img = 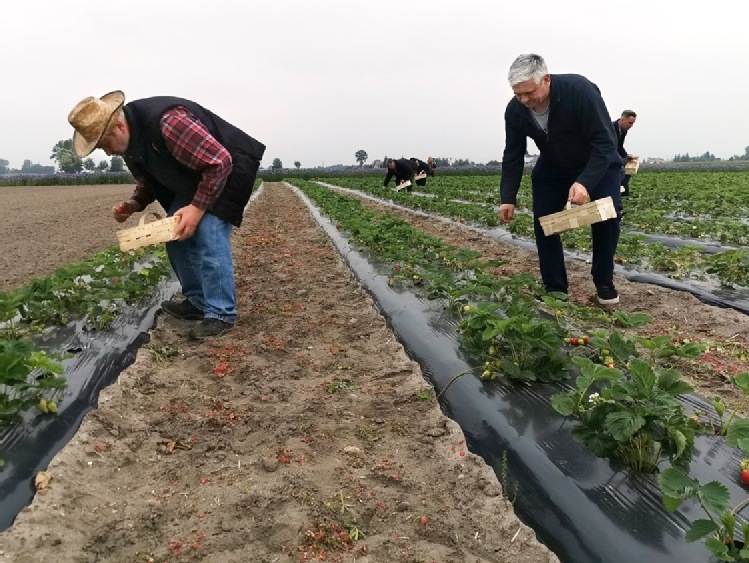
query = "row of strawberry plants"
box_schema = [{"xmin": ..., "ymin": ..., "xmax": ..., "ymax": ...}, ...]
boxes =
[
  {"xmin": 350, "ymin": 170, "xmax": 749, "ymax": 234},
  {"xmin": 291, "ymin": 179, "xmax": 749, "ymax": 560},
  {"xmin": 320, "ymin": 175, "xmax": 749, "ymax": 289},
  {"xmin": 0, "ymin": 246, "xmax": 172, "ymax": 466}
]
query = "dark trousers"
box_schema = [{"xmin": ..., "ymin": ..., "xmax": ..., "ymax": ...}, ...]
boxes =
[
  {"xmin": 620, "ymin": 171, "xmax": 631, "ymax": 196},
  {"xmin": 531, "ymin": 165, "xmax": 622, "ymax": 293}
]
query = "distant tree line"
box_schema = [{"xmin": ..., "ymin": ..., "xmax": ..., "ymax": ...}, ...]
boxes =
[
  {"xmin": 0, "ymin": 158, "xmax": 54, "ymax": 175},
  {"xmin": 0, "ymin": 139, "xmax": 126, "ymax": 175},
  {"xmin": 674, "ymin": 146, "xmax": 749, "ymax": 162}
]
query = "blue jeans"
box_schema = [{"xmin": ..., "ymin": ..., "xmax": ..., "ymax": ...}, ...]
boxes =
[
  {"xmin": 165, "ymin": 196, "xmax": 237, "ymax": 323},
  {"xmin": 531, "ymin": 164, "xmax": 622, "ymax": 293}
]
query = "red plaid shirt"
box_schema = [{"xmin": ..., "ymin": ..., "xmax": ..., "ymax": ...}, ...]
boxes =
[{"xmin": 131, "ymin": 106, "xmax": 232, "ymax": 210}]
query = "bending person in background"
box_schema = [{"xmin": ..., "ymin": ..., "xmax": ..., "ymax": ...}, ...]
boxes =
[
  {"xmin": 410, "ymin": 157, "xmax": 431, "ymax": 187},
  {"xmin": 68, "ymin": 90, "xmax": 265, "ymax": 339},
  {"xmin": 498, "ymin": 54, "xmax": 623, "ymax": 304},
  {"xmin": 383, "ymin": 158, "xmax": 417, "ymax": 192}
]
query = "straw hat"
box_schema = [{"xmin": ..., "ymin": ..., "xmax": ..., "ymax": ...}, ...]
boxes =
[{"xmin": 67, "ymin": 90, "xmax": 125, "ymax": 157}]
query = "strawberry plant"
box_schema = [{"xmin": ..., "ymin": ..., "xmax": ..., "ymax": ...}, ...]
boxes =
[
  {"xmin": 552, "ymin": 357, "xmax": 697, "ymax": 472},
  {"xmin": 659, "ymin": 467, "xmax": 749, "ymax": 562},
  {"xmin": 707, "ymin": 373, "xmax": 749, "ymax": 443},
  {"xmin": 704, "ymin": 250, "xmax": 749, "ymax": 288},
  {"xmin": 458, "ymin": 300, "xmax": 568, "ymax": 383},
  {"xmin": 0, "ymin": 338, "xmax": 66, "ymax": 467},
  {"xmin": 0, "ymin": 338, "xmax": 66, "ymax": 422},
  {"xmin": 634, "ymin": 334, "xmax": 706, "ymax": 363}
]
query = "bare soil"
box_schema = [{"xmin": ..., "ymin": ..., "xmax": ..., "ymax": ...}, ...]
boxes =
[{"xmin": 0, "ymin": 181, "xmax": 747, "ymax": 563}]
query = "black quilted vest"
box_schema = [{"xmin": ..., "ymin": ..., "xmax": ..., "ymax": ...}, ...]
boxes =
[{"xmin": 123, "ymin": 96, "xmax": 265, "ymax": 226}]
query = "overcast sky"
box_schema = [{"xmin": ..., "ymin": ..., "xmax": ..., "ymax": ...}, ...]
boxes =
[{"xmin": 2, "ymin": 0, "xmax": 748, "ymax": 170}]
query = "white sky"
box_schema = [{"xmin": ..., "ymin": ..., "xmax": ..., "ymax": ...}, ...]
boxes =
[{"xmin": 1, "ymin": 0, "xmax": 748, "ymax": 169}]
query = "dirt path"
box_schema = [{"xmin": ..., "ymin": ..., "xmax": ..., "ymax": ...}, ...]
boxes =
[{"xmin": 0, "ymin": 183, "xmax": 560, "ymax": 563}]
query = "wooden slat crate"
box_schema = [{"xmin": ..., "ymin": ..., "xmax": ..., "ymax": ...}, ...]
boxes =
[
  {"xmin": 624, "ymin": 156, "xmax": 640, "ymax": 175},
  {"xmin": 116, "ymin": 213, "xmax": 179, "ymax": 252},
  {"xmin": 414, "ymin": 172, "xmax": 427, "ymax": 180},
  {"xmin": 539, "ymin": 196, "xmax": 617, "ymax": 236}
]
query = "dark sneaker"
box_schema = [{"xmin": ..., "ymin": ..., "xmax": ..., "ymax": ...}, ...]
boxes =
[
  {"xmin": 161, "ymin": 299, "xmax": 204, "ymax": 320},
  {"xmin": 190, "ymin": 318, "xmax": 233, "ymax": 340},
  {"xmin": 596, "ymin": 284, "xmax": 620, "ymax": 305}
]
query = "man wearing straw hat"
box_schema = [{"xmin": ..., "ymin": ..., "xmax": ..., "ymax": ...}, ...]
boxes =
[{"xmin": 67, "ymin": 91, "xmax": 265, "ymax": 339}]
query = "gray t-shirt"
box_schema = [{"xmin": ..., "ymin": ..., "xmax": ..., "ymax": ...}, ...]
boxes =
[{"xmin": 531, "ymin": 107, "xmax": 549, "ymax": 133}]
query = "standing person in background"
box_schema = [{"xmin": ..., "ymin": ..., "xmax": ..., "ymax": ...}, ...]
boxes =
[
  {"xmin": 427, "ymin": 156, "xmax": 436, "ymax": 177},
  {"xmin": 613, "ymin": 110, "xmax": 637, "ymax": 196},
  {"xmin": 410, "ymin": 157, "xmax": 431, "ymax": 187},
  {"xmin": 383, "ymin": 158, "xmax": 417, "ymax": 191},
  {"xmin": 67, "ymin": 90, "xmax": 265, "ymax": 339},
  {"xmin": 498, "ymin": 54, "xmax": 623, "ymax": 305}
]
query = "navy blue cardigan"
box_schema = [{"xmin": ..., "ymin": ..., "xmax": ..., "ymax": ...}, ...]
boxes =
[{"xmin": 500, "ymin": 74, "xmax": 620, "ymax": 204}]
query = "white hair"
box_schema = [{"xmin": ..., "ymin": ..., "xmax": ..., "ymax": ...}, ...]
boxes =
[{"xmin": 507, "ymin": 54, "xmax": 548, "ymax": 86}]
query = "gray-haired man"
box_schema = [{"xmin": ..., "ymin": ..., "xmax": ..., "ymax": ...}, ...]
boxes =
[{"xmin": 498, "ymin": 54, "xmax": 623, "ymax": 304}]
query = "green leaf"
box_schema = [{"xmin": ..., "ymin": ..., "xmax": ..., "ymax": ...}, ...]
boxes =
[
  {"xmin": 684, "ymin": 519, "xmax": 720, "ymax": 542},
  {"xmin": 609, "ymin": 331, "xmax": 639, "ymax": 361},
  {"xmin": 661, "ymin": 495, "xmax": 682, "ymax": 513},
  {"xmin": 656, "ymin": 369, "xmax": 693, "ymax": 395},
  {"xmin": 736, "ymin": 438, "xmax": 749, "ymax": 455},
  {"xmin": 551, "ymin": 393, "xmax": 576, "ymax": 417},
  {"xmin": 732, "ymin": 372, "xmax": 749, "ymax": 394},
  {"xmin": 714, "ymin": 397, "xmax": 726, "ymax": 418},
  {"xmin": 668, "ymin": 428, "xmax": 688, "ymax": 459},
  {"xmin": 628, "ymin": 358, "xmax": 656, "ymax": 393},
  {"xmin": 605, "ymin": 410, "xmax": 646, "ymax": 441},
  {"xmin": 726, "ymin": 420, "xmax": 749, "ymax": 447},
  {"xmin": 676, "ymin": 342, "xmax": 705, "ymax": 358},
  {"xmin": 704, "ymin": 537, "xmax": 730, "ymax": 559},
  {"xmin": 659, "ymin": 467, "xmax": 699, "ymax": 502},
  {"xmin": 614, "ymin": 311, "xmax": 653, "ymax": 328},
  {"xmin": 698, "ymin": 481, "xmax": 731, "ymax": 516}
]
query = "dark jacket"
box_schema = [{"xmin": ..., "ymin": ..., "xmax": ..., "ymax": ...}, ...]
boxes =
[
  {"xmin": 500, "ymin": 74, "xmax": 621, "ymax": 205},
  {"xmin": 411, "ymin": 158, "xmax": 430, "ymax": 176},
  {"xmin": 612, "ymin": 119, "xmax": 628, "ymax": 160},
  {"xmin": 383, "ymin": 158, "xmax": 417, "ymax": 186},
  {"xmin": 123, "ymin": 96, "xmax": 265, "ymax": 227}
]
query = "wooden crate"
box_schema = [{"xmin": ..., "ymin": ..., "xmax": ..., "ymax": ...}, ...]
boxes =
[
  {"xmin": 539, "ymin": 197, "xmax": 617, "ymax": 236},
  {"xmin": 624, "ymin": 156, "xmax": 640, "ymax": 175},
  {"xmin": 414, "ymin": 172, "xmax": 427, "ymax": 180},
  {"xmin": 116, "ymin": 213, "xmax": 179, "ymax": 252},
  {"xmin": 393, "ymin": 180, "xmax": 412, "ymax": 192}
]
